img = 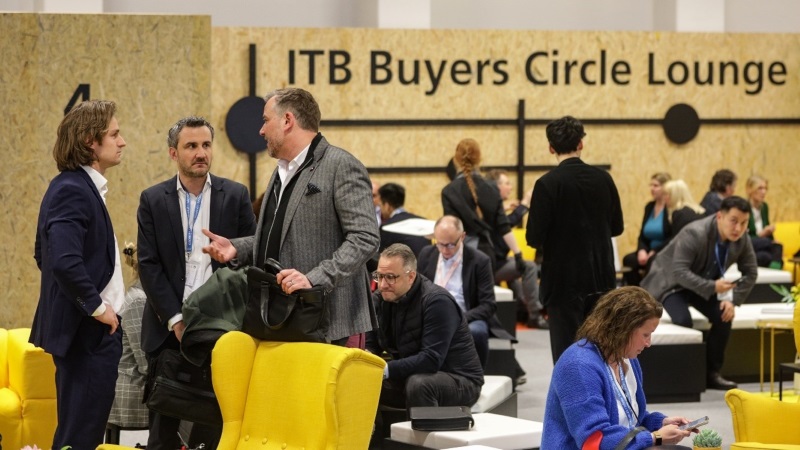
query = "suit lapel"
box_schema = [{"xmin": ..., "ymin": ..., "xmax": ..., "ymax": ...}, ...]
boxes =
[
  {"xmin": 165, "ymin": 177, "xmax": 185, "ymax": 256},
  {"xmin": 280, "ymin": 137, "xmax": 327, "ymax": 240},
  {"xmin": 76, "ymin": 169, "xmax": 115, "ymax": 266},
  {"xmin": 209, "ymin": 175, "xmax": 223, "ymax": 234}
]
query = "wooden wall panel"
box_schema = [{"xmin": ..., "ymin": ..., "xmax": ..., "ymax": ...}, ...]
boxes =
[
  {"xmin": 3, "ymin": 19, "xmax": 798, "ymax": 328},
  {"xmin": 0, "ymin": 13, "xmax": 210, "ymax": 328}
]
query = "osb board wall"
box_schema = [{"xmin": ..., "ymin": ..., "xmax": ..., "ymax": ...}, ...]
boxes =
[
  {"xmin": 0, "ymin": 13, "xmax": 211, "ymax": 328},
  {"xmin": 211, "ymin": 27, "xmax": 800, "ymax": 258},
  {"xmin": 3, "ymin": 20, "xmax": 799, "ymax": 328}
]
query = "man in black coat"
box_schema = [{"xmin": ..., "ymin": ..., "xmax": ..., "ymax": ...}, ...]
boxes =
[
  {"xmin": 366, "ymin": 243, "xmax": 483, "ymax": 409},
  {"xmin": 526, "ymin": 116, "xmax": 624, "ymax": 363}
]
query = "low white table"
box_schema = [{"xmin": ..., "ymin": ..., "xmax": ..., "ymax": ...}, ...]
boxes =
[{"xmin": 390, "ymin": 413, "xmax": 542, "ymax": 450}]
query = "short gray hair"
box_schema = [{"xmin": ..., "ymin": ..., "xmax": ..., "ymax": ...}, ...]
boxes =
[
  {"xmin": 167, "ymin": 116, "xmax": 214, "ymax": 149},
  {"xmin": 380, "ymin": 244, "xmax": 417, "ymax": 271}
]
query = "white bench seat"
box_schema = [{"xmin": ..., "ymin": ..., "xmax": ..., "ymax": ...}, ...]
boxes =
[
  {"xmin": 651, "ymin": 323, "xmax": 703, "ymax": 345},
  {"xmin": 391, "ymin": 412, "xmax": 542, "ymax": 450},
  {"xmin": 471, "ymin": 376, "xmax": 513, "ymax": 414}
]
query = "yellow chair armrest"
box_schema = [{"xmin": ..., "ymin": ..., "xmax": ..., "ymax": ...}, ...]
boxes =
[{"xmin": 8, "ymin": 328, "xmax": 56, "ymax": 400}]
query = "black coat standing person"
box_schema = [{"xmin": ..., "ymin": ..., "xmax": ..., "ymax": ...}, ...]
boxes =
[{"xmin": 526, "ymin": 116, "xmax": 624, "ymax": 363}]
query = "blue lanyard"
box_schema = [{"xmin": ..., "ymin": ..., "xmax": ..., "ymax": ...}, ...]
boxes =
[
  {"xmin": 185, "ymin": 191, "xmax": 203, "ymax": 255},
  {"xmin": 715, "ymin": 241, "xmax": 727, "ymax": 276},
  {"xmin": 605, "ymin": 362, "xmax": 638, "ymax": 428}
]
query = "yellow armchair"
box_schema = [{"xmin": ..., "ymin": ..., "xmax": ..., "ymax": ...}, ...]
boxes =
[
  {"xmin": 0, "ymin": 328, "xmax": 57, "ymax": 450},
  {"xmin": 212, "ymin": 331, "xmax": 385, "ymax": 450},
  {"xmin": 725, "ymin": 388, "xmax": 800, "ymax": 450}
]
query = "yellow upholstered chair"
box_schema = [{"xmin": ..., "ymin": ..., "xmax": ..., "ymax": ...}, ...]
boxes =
[
  {"xmin": 774, "ymin": 221, "xmax": 800, "ymax": 281},
  {"xmin": 0, "ymin": 328, "xmax": 57, "ymax": 450},
  {"xmin": 725, "ymin": 388, "xmax": 800, "ymax": 449},
  {"xmin": 212, "ymin": 331, "xmax": 385, "ymax": 450}
]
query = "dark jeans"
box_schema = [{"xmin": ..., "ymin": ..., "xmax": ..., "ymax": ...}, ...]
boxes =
[
  {"xmin": 380, "ymin": 372, "xmax": 482, "ymax": 409},
  {"xmin": 469, "ymin": 319, "xmax": 489, "ymax": 368},
  {"xmin": 663, "ymin": 289, "xmax": 732, "ymax": 373}
]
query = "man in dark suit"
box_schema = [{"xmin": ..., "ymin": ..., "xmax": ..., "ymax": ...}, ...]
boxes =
[
  {"xmin": 31, "ymin": 100, "xmax": 126, "ymax": 449},
  {"xmin": 378, "ymin": 182, "xmax": 431, "ymax": 256},
  {"xmin": 527, "ymin": 116, "xmax": 624, "ymax": 363},
  {"xmin": 417, "ymin": 215, "xmax": 498, "ymax": 367},
  {"xmin": 700, "ymin": 169, "xmax": 737, "ymax": 216},
  {"xmin": 137, "ymin": 116, "xmax": 256, "ymax": 450},
  {"xmin": 203, "ymin": 88, "xmax": 380, "ymax": 346}
]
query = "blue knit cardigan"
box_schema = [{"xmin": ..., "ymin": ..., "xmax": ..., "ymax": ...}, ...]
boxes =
[{"xmin": 541, "ymin": 340, "xmax": 665, "ymax": 450}]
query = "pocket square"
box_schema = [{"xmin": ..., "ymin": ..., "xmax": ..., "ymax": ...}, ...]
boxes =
[{"xmin": 306, "ymin": 183, "xmax": 322, "ymax": 196}]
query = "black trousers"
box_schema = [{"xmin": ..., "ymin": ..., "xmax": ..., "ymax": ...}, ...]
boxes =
[
  {"xmin": 663, "ymin": 289, "xmax": 732, "ymax": 373},
  {"xmin": 145, "ymin": 334, "xmax": 221, "ymax": 450},
  {"xmin": 379, "ymin": 372, "xmax": 482, "ymax": 409},
  {"xmin": 547, "ymin": 292, "xmax": 603, "ymax": 364},
  {"xmin": 52, "ymin": 319, "xmax": 122, "ymax": 450}
]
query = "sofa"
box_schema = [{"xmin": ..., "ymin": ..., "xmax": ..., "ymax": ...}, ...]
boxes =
[
  {"xmin": 726, "ymin": 388, "xmax": 800, "ymax": 450},
  {"xmin": 0, "ymin": 328, "xmax": 57, "ymax": 450}
]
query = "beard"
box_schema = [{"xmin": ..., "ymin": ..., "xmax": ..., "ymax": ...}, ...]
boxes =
[{"xmin": 180, "ymin": 160, "xmax": 210, "ymax": 178}]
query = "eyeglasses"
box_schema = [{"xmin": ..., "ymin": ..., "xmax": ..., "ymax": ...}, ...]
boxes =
[
  {"xmin": 435, "ymin": 236, "xmax": 462, "ymax": 250},
  {"xmin": 372, "ymin": 271, "xmax": 410, "ymax": 285}
]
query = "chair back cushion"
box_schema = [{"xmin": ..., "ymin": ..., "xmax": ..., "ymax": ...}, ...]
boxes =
[
  {"xmin": 726, "ymin": 388, "xmax": 800, "ymax": 444},
  {"xmin": 212, "ymin": 331, "xmax": 385, "ymax": 450}
]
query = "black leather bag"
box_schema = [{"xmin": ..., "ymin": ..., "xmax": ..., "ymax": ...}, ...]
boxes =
[
  {"xmin": 242, "ymin": 264, "xmax": 329, "ymax": 343},
  {"xmin": 408, "ymin": 406, "xmax": 474, "ymax": 431},
  {"xmin": 144, "ymin": 348, "xmax": 221, "ymax": 426}
]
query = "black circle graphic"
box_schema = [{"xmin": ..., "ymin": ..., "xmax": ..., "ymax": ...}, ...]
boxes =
[
  {"xmin": 663, "ymin": 103, "xmax": 700, "ymax": 145},
  {"xmin": 226, "ymin": 96, "xmax": 267, "ymax": 155}
]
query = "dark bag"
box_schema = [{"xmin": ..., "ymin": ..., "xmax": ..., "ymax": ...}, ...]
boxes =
[
  {"xmin": 242, "ymin": 264, "xmax": 329, "ymax": 342},
  {"xmin": 408, "ymin": 406, "xmax": 474, "ymax": 431},
  {"xmin": 145, "ymin": 348, "xmax": 221, "ymax": 426}
]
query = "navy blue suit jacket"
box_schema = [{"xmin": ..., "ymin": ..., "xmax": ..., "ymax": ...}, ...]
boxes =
[
  {"xmin": 137, "ymin": 174, "xmax": 256, "ymax": 354},
  {"xmin": 31, "ymin": 169, "xmax": 116, "ymax": 358}
]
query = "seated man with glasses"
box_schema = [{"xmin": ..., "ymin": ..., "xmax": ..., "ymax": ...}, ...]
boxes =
[
  {"xmin": 366, "ymin": 243, "xmax": 484, "ymax": 410},
  {"xmin": 417, "ymin": 215, "xmax": 499, "ymax": 368}
]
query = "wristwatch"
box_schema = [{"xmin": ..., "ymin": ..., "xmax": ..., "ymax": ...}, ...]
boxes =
[{"xmin": 653, "ymin": 431, "xmax": 663, "ymax": 446}]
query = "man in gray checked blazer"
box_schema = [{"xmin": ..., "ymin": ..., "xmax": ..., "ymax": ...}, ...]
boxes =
[{"xmin": 203, "ymin": 88, "xmax": 380, "ymax": 344}]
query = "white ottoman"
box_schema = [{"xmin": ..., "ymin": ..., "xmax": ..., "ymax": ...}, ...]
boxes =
[
  {"xmin": 471, "ymin": 376, "xmax": 515, "ymax": 416},
  {"xmin": 390, "ymin": 413, "xmax": 542, "ymax": 450}
]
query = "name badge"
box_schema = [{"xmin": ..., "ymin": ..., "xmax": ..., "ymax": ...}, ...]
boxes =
[{"xmin": 185, "ymin": 261, "xmax": 200, "ymax": 288}]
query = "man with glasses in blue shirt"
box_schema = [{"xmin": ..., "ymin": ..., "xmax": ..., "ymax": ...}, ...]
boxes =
[{"xmin": 366, "ymin": 243, "xmax": 483, "ymax": 410}]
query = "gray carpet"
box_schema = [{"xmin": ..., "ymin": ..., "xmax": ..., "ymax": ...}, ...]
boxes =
[{"xmin": 117, "ymin": 328, "xmax": 788, "ymax": 448}]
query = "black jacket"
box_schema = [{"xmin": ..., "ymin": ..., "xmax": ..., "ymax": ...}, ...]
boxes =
[{"xmin": 366, "ymin": 275, "xmax": 484, "ymax": 386}]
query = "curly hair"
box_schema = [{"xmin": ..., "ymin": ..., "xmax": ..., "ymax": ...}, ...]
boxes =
[
  {"xmin": 576, "ymin": 286, "xmax": 663, "ymax": 365},
  {"xmin": 454, "ymin": 138, "xmax": 483, "ymax": 218}
]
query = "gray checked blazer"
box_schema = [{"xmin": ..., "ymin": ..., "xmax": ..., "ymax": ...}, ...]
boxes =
[{"xmin": 231, "ymin": 135, "xmax": 380, "ymax": 341}]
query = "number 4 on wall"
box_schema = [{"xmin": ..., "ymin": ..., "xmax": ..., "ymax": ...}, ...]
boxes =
[{"xmin": 64, "ymin": 84, "xmax": 90, "ymax": 115}]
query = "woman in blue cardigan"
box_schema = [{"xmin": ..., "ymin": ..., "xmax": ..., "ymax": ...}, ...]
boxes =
[{"xmin": 542, "ymin": 287, "xmax": 694, "ymax": 449}]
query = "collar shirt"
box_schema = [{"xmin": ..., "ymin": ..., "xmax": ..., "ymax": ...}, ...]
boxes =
[
  {"xmin": 276, "ymin": 144, "xmax": 310, "ymax": 202},
  {"xmin": 177, "ymin": 174, "xmax": 213, "ymax": 301},
  {"xmin": 389, "ymin": 207, "xmax": 406, "ymax": 219},
  {"xmin": 81, "ymin": 165, "xmax": 125, "ymax": 314},
  {"xmin": 434, "ymin": 244, "xmax": 466, "ymax": 312}
]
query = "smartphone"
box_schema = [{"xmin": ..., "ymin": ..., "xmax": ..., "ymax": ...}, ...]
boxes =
[
  {"xmin": 731, "ymin": 277, "xmax": 745, "ymax": 284},
  {"xmin": 678, "ymin": 416, "xmax": 709, "ymax": 431}
]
